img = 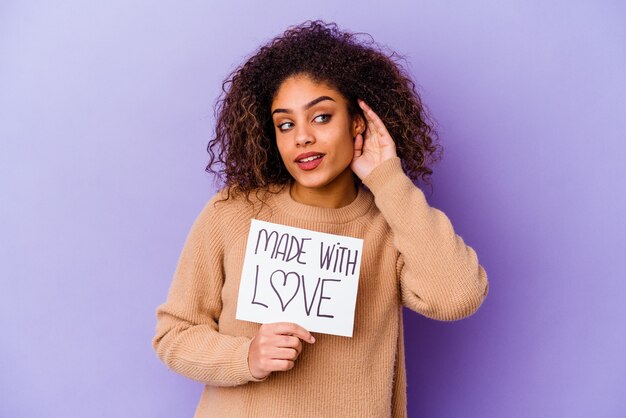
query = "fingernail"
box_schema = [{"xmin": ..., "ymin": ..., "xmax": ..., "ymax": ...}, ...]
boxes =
[{"xmin": 311, "ymin": 336, "xmax": 316, "ymax": 343}]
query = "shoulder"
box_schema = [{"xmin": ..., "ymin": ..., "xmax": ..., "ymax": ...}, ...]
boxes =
[
  {"xmin": 195, "ymin": 185, "xmax": 286, "ymax": 232},
  {"xmin": 198, "ymin": 188, "xmax": 254, "ymax": 222}
]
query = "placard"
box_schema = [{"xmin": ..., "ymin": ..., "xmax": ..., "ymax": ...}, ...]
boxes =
[{"xmin": 236, "ymin": 219, "xmax": 363, "ymax": 337}]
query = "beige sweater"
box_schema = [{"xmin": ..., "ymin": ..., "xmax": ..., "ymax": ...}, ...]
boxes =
[{"xmin": 152, "ymin": 157, "xmax": 489, "ymax": 417}]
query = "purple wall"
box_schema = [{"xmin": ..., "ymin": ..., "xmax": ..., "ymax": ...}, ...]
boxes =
[{"xmin": 2, "ymin": 1, "xmax": 625, "ymax": 417}]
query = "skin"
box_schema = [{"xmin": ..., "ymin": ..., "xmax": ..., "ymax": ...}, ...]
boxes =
[{"xmin": 247, "ymin": 74, "xmax": 399, "ymax": 380}]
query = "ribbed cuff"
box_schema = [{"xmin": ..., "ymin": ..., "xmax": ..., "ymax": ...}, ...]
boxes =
[
  {"xmin": 234, "ymin": 338, "xmax": 268, "ymax": 383},
  {"xmin": 362, "ymin": 157, "xmax": 431, "ymax": 227},
  {"xmin": 361, "ymin": 157, "xmax": 405, "ymax": 193}
]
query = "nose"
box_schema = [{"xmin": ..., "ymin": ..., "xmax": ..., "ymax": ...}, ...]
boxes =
[{"xmin": 294, "ymin": 124, "xmax": 315, "ymax": 147}]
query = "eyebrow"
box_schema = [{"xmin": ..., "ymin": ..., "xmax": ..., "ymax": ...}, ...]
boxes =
[{"xmin": 271, "ymin": 96, "xmax": 336, "ymax": 116}]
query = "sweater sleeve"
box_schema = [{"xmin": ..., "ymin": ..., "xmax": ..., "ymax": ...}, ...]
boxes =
[
  {"xmin": 362, "ymin": 157, "xmax": 489, "ymax": 321},
  {"xmin": 152, "ymin": 196, "xmax": 265, "ymax": 386}
]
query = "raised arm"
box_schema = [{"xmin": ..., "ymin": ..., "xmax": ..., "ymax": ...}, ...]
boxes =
[
  {"xmin": 363, "ymin": 157, "xmax": 489, "ymax": 320},
  {"xmin": 354, "ymin": 100, "xmax": 488, "ymax": 321}
]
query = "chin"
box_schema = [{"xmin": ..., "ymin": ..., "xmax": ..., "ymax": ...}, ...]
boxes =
[
  {"xmin": 286, "ymin": 162, "xmax": 353, "ymax": 191},
  {"xmin": 292, "ymin": 177, "xmax": 333, "ymax": 190}
]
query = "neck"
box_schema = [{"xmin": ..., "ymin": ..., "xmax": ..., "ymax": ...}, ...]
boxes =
[{"xmin": 289, "ymin": 170, "xmax": 358, "ymax": 209}]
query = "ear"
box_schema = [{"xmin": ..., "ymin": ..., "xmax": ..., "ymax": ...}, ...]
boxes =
[{"xmin": 351, "ymin": 114, "xmax": 366, "ymax": 137}]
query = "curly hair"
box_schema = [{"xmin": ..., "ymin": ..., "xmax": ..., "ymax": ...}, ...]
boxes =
[{"xmin": 206, "ymin": 20, "xmax": 442, "ymax": 199}]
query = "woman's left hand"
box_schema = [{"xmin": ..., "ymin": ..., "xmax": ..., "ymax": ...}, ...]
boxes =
[{"xmin": 351, "ymin": 99, "xmax": 398, "ymax": 180}]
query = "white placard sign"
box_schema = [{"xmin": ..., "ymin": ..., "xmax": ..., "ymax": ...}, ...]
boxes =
[{"xmin": 236, "ymin": 219, "xmax": 363, "ymax": 337}]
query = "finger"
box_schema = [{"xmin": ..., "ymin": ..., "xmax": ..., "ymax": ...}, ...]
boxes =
[
  {"xmin": 277, "ymin": 336, "xmax": 303, "ymax": 354},
  {"xmin": 269, "ymin": 334, "xmax": 301, "ymax": 350},
  {"xmin": 353, "ymin": 133, "xmax": 363, "ymax": 158},
  {"xmin": 270, "ymin": 347, "xmax": 300, "ymax": 361},
  {"xmin": 358, "ymin": 99, "xmax": 392, "ymax": 138},
  {"xmin": 270, "ymin": 322, "xmax": 315, "ymax": 343},
  {"xmin": 267, "ymin": 359, "xmax": 295, "ymax": 372}
]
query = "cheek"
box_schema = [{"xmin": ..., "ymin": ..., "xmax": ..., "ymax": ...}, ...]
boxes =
[
  {"xmin": 339, "ymin": 131, "xmax": 355, "ymax": 155},
  {"xmin": 275, "ymin": 141, "xmax": 298, "ymax": 175},
  {"xmin": 275, "ymin": 139, "xmax": 288, "ymax": 160}
]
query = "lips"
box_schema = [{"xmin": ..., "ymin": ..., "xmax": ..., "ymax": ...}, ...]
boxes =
[{"xmin": 294, "ymin": 152, "xmax": 325, "ymax": 171}]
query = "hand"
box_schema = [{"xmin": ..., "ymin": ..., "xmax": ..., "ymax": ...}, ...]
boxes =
[
  {"xmin": 247, "ymin": 322, "xmax": 315, "ymax": 380},
  {"xmin": 351, "ymin": 99, "xmax": 398, "ymax": 180}
]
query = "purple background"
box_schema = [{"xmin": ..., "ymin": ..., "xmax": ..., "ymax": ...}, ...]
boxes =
[{"xmin": 1, "ymin": 1, "xmax": 625, "ymax": 417}]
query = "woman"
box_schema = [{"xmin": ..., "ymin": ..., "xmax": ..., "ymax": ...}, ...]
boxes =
[{"xmin": 153, "ymin": 20, "xmax": 489, "ymax": 417}]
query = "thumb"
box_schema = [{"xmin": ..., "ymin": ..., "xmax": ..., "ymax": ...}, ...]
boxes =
[{"xmin": 353, "ymin": 134, "xmax": 363, "ymax": 159}]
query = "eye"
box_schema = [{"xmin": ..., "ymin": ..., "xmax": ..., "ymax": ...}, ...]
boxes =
[
  {"xmin": 313, "ymin": 114, "xmax": 331, "ymax": 123},
  {"xmin": 277, "ymin": 121, "xmax": 294, "ymax": 132}
]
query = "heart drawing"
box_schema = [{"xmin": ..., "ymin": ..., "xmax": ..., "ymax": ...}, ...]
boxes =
[{"xmin": 269, "ymin": 270, "xmax": 301, "ymax": 312}]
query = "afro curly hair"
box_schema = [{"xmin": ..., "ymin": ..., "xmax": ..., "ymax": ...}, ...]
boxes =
[{"xmin": 207, "ymin": 20, "xmax": 442, "ymax": 199}]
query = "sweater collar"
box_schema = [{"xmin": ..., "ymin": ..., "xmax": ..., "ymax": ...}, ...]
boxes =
[{"xmin": 271, "ymin": 182, "xmax": 374, "ymax": 224}]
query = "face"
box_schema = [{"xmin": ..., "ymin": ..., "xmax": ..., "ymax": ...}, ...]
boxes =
[{"xmin": 271, "ymin": 75, "xmax": 363, "ymax": 194}]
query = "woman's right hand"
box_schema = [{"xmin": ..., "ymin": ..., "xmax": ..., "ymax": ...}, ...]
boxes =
[{"xmin": 247, "ymin": 322, "xmax": 316, "ymax": 380}]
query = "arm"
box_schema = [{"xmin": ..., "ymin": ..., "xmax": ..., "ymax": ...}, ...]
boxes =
[
  {"xmin": 363, "ymin": 157, "xmax": 489, "ymax": 321},
  {"xmin": 353, "ymin": 100, "xmax": 488, "ymax": 321},
  {"xmin": 152, "ymin": 197, "xmax": 264, "ymax": 386}
]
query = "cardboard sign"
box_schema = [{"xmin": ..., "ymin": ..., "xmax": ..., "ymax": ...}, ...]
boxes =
[{"xmin": 236, "ymin": 219, "xmax": 363, "ymax": 337}]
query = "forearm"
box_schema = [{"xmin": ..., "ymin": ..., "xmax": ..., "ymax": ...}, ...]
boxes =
[
  {"xmin": 363, "ymin": 157, "xmax": 489, "ymax": 321},
  {"xmin": 152, "ymin": 308, "xmax": 261, "ymax": 386}
]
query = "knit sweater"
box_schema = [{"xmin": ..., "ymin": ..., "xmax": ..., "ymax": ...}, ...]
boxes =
[{"xmin": 152, "ymin": 157, "xmax": 489, "ymax": 417}]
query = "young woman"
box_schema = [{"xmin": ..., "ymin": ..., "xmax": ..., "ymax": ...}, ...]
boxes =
[{"xmin": 153, "ymin": 21, "xmax": 489, "ymax": 418}]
